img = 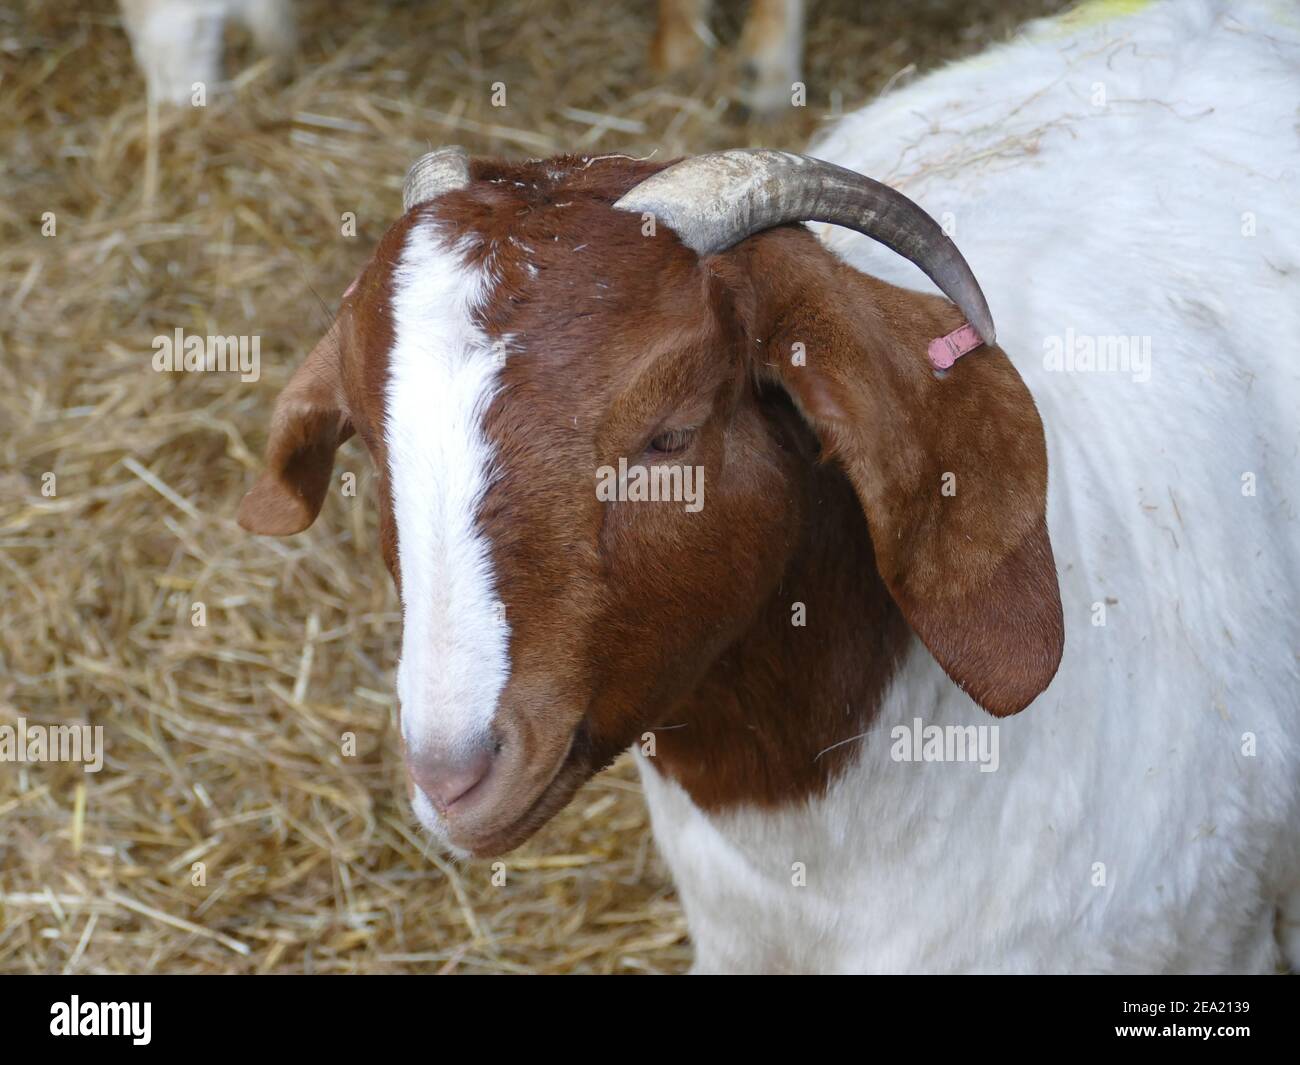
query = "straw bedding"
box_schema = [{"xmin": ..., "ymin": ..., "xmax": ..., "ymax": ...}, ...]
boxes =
[{"xmin": 0, "ymin": 0, "xmax": 1068, "ymax": 974}]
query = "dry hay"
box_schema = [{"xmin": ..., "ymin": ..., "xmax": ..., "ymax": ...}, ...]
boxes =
[{"xmin": 0, "ymin": 0, "xmax": 1071, "ymax": 974}]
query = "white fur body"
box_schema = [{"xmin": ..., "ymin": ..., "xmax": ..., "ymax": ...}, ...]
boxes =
[
  {"xmin": 638, "ymin": 0, "xmax": 1300, "ymax": 973},
  {"xmin": 387, "ymin": 223, "xmax": 509, "ymax": 848}
]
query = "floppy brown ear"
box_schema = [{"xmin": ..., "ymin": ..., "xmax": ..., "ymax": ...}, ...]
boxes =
[
  {"xmin": 237, "ymin": 328, "xmax": 353, "ymax": 536},
  {"xmin": 729, "ymin": 229, "xmax": 1063, "ymax": 716}
]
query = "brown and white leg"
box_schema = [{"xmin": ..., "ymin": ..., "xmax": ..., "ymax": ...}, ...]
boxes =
[
  {"xmin": 650, "ymin": 0, "xmax": 716, "ymax": 73},
  {"xmin": 738, "ymin": 0, "xmax": 805, "ymax": 117}
]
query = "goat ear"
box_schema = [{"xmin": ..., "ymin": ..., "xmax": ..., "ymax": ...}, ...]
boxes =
[
  {"xmin": 739, "ymin": 232, "xmax": 1063, "ymax": 716},
  {"xmin": 237, "ymin": 328, "xmax": 353, "ymax": 536}
]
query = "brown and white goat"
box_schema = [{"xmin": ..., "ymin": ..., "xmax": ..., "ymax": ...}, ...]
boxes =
[
  {"xmin": 239, "ymin": 147, "xmax": 1060, "ymax": 852},
  {"xmin": 239, "ymin": 0, "xmax": 1300, "ymax": 977}
]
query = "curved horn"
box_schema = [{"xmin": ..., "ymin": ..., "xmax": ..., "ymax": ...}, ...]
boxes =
[
  {"xmin": 403, "ymin": 146, "xmax": 471, "ymax": 212},
  {"xmin": 613, "ymin": 149, "xmax": 995, "ymax": 344}
]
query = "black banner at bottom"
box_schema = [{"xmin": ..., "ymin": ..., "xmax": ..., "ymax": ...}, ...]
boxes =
[{"xmin": 0, "ymin": 973, "xmax": 1291, "ymax": 1051}]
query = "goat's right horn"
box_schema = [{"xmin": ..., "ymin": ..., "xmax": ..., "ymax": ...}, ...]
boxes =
[{"xmin": 403, "ymin": 146, "xmax": 471, "ymax": 211}]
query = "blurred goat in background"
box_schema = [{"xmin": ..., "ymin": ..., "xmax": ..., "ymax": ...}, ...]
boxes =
[
  {"xmin": 118, "ymin": 0, "xmax": 296, "ymax": 104},
  {"xmin": 653, "ymin": 0, "xmax": 805, "ymax": 115},
  {"xmin": 120, "ymin": 0, "xmax": 804, "ymax": 117}
]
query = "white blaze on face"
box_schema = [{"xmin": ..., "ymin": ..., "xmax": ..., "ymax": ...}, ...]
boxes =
[{"xmin": 386, "ymin": 220, "xmax": 510, "ymax": 816}]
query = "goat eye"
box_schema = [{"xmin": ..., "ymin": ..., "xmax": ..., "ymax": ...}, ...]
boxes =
[{"xmin": 648, "ymin": 427, "xmax": 695, "ymax": 455}]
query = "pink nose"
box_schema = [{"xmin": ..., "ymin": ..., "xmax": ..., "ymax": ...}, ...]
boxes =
[{"xmin": 409, "ymin": 745, "xmax": 494, "ymax": 812}]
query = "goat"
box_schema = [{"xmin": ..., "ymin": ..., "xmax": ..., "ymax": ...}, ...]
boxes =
[
  {"xmin": 120, "ymin": 0, "xmax": 796, "ymax": 114},
  {"xmin": 118, "ymin": 0, "xmax": 295, "ymax": 105},
  {"xmin": 238, "ymin": 0, "xmax": 1300, "ymax": 972}
]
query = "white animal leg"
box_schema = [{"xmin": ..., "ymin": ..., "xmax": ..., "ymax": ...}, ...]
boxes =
[{"xmin": 119, "ymin": 0, "xmax": 226, "ymax": 106}]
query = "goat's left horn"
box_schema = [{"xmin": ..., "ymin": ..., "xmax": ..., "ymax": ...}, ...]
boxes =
[
  {"xmin": 403, "ymin": 146, "xmax": 471, "ymax": 211},
  {"xmin": 613, "ymin": 149, "xmax": 995, "ymax": 344}
]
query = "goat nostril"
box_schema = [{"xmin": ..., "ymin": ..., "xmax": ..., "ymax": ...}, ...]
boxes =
[{"xmin": 409, "ymin": 744, "xmax": 495, "ymax": 813}]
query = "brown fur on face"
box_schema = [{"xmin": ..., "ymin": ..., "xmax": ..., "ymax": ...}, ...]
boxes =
[{"xmin": 238, "ymin": 153, "xmax": 1063, "ymax": 856}]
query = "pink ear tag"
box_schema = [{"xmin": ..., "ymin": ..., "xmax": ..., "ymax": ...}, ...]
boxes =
[{"xmin": 927, "ymin": 322, "xmax": 985, "ymax": 371}]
